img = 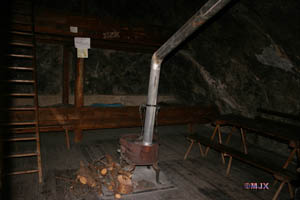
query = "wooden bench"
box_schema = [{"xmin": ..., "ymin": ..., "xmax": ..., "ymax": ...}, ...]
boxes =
[
  {"xmin": 257, "ymin": 108, "xmax": 300, "ymax": 124},
  {"xmin": 184, "ymin": 133, "xmax": 296, "ymax": 200}
]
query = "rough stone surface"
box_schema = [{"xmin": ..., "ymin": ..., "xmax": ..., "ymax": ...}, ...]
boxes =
[
  {"xmin": 36, "ymin": 43, "xmax": 63, "ymax": 95},
  {"xmin": 35, "ymin": 0, "xmax": 300, "ymax": 116},
  {"xmin": 70, "ymin": 49, "xmax": 152, "ymax": 95},
  {"xmin": 34, "ymin": 0, "xmax": 300, "ymax": 155}
]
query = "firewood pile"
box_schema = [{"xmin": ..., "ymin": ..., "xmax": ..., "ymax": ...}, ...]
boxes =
[{"xmin": 76, "ymin": 154, "xmax": 135, "ymax": 199}]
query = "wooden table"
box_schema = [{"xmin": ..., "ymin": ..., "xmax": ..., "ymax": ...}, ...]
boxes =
[{"xmin": 209, "ymin": 114, "xmax": 300, "ymax": 170}]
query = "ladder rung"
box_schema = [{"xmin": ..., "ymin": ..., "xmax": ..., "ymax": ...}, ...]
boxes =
[
  {"xmin": 7, "ymin": 66, "xmax": 34, "ymax": 71},
  {"xmin": 10, "ymin": 41, "xmax": 33, "ymax": 47},
  {"xmin": 1, "ymin": 121, "xmax": 36, "ymax": 126},
  {"xmin": 11, "ymin": 25, "xmax": 32, "ymax": 32},
  {"xmin": 7, "ymin": 93, "xmax": 35, "ymax": 97},
  {"xmin": 11, "ymin": 6, "xmax": 32, "ymax": 14},
  {"xmin": 10, "ymin": 31, "xmax": 33, "ymax": 36},
  {"xmin": 7, "ymin": 169, "xmax": 38, "ymax": 175},
  {"xmin": 12, "ymin": 2, "xmax": 32, "ymax": 7},
  {"xmin": 11, "ymin": 10, "xmax": 32, "ymax": 16},
  {"xmin": 2, "ymin": 80, "xmax": 35, "ymax": 83},
  {"xmin": 12, "ymin": 11, "xmax": 32, "ymax": 16},
  {"xmin": 6, "ymin": 152, "xmax": 37, "ymax": 158},
  {"xmin": 7, "ymin": 54, "xmax": 33, "ymax": 59},
  {"xmin": 5, "ymin": 137, "xmax": 37, "ymax": 141},
  {"xmin": 13, "ymin": 0, "xmax": 32, "ymax": 5},
  {"xmin": 5, "ymin": 107, "xmax": 36, "ymax": 111},
  {"xmin": 10, "ymin": 127, "xmax": 36, "ymax": 133},
  {"xmin": 11, "ymin": 21, "xmax": 32, "ymax": 26}
]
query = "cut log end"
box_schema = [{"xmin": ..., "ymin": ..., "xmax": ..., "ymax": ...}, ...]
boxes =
[
  {"xmin": 115, "ymin": 193, "xmax": 122, "ymax": 199},
  {"xmin": 101, "ymin": 168, "xmax": 107, "ymax": 176}
]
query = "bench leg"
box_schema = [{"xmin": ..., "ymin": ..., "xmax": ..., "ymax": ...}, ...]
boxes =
[
  {"xmin": 187, "ymin": 123, "xmax": 194, "ymax": 134},
  {"xmin": 226, "ymin": 155, "xmax": 233, "ymax": 176},
  {"xmin": 283, "ymin": 148, "xmax": 297, "ymax": 169},
  {"xmin": 217, "ymin": 125, "xmax": 227, "ymax": 164},
  {"xmin": 217, "ymin": 125, "xmax": 222, "ymax": 144},
  {"xmin": 221, "ymin": 153, "xmax": 226, "ymax": 165},
  {"xmin": 272, "ymin": 180, "xmax": 278, "ymax": 187},
  {"xmin": 198, "ymin": 143, "xmax": 204, "ymax": 157},
  {"xmin": 288, "ymin": 182, "xmax": 294, "ymax": 199},
  {"xmin": 240, "ymin": 128, "xmax": 248, "ymax": 155},
  {"xmin": 297, "ymin": 148, "xmax": 300, "ymax": 170},
  {"xmin": 225, "ymin": 132, "xmax": 232, "ymax": 145},
  {"xmin": 184, "ymin": 140, "xmax": 194, "ymax": 160},
  {"xmin": 272, "ymin": 181, "xmax": 285, "ymax": 200},
  {"xmin": 65, "ymin": 129, "xmax": 70, "ymax": 150},
  {"xmin": 225, "ymin": 126, "xmax": 236, "ymax": 145},
  {"xmin": 205, "ymin": 124, "xmax": 219, "ymax": 156}
]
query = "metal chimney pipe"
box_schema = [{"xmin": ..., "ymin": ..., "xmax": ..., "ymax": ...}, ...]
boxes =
[{"xmin": 142, "ymin": 0, "xmax": 231, "ymax": 146}]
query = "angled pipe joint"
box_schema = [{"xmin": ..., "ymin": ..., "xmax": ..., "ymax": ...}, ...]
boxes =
[{"xmin": 142, "ymin": 0, "xmax": 232, "ymax": 146}]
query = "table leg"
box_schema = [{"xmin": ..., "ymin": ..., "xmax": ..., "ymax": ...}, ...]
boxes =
[
  {"xmin": 240, "ymin": 128, "xmax": 248, "ymax": 155},
  {"xmin": 205, "ymin": 124, "xmax": 219, "ymax": 155}
]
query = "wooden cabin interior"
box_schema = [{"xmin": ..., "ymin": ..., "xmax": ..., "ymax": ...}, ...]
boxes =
[{"xmin": 1, "ymin": 0, "xmax": 300, "ymax": 199}]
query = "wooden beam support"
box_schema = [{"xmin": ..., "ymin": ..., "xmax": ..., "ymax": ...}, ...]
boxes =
[
  {"xmin": 74, "ymin": 58, "xmax": 85, "ymax": 142},
  {"xmin": 62, "ymin": 46, "xmax": 71, "ymax": 105},
  {"xmin": 24, "ymin": 8, "xmax": 173, "ymax": 52},
  {"xmin": 75, "ymin": 58, "xmax": 84, "ymax": 107},
  {"xmin": 8, "ymin": 105, "xmax": 219, "ymax": 134}
]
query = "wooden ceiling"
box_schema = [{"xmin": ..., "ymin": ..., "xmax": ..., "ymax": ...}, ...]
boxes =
[{"xmin": 11, "ymin": 5, "xmax": 174, "ymax": 53}]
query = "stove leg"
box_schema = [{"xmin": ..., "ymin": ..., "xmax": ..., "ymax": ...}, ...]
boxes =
[{"xmin": 152, "ymin": 162, "xmax": 161, "ymax": 184}]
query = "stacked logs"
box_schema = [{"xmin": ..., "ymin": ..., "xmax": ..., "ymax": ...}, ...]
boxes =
[{"xmin": 76, "ymin": 154, "xmax": 135, "ymax": 199}]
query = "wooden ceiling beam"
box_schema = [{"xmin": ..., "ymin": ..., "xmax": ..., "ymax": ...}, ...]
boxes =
[{"xmin": 11, "ymin": 8, "xmax": 173, "ymax": 52}]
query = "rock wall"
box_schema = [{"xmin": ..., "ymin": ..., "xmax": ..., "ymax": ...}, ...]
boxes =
[
  {"xmin": 35, "ymin": 46, "xmax": 178, "ymax": 105},
  {"xmin": 161, "ymin": 0, "xmax": 300, "ymax": 116},
  {"xmin": 36, "ymin": 0, "xmax": 300, "ymax": 115}
]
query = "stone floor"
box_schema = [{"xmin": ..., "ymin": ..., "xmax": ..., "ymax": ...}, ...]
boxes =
[{"xmin": 2, "ymin": 125, "xmax": 295, "ymax": 200}]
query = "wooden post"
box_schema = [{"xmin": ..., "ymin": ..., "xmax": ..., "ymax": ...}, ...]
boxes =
[
  {"xmin": 74, "ymin": 58, "xmax": 84, "ymax": 142},
  {"xmin": 62, "ymin": 46, "xmax": 70, "ymax": 105}
]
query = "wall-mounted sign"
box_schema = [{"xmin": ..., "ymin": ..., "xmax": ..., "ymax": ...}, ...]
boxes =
[
  {"xmin": 70, "ymin": 26, "xmax": 78, "ymax": 33},
  {"xmin": 74, "ymin": 37, "xmax": 91, "ymax": 58},
  {"xmin": 77, "ymin": 49, "xmax": 88, "ymax": 58},
  {"xmin": 74, "ymin": 37, "xmax": 90, "ymax": 49}
]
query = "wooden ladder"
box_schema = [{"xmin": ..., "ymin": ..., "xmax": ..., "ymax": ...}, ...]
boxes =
[{"xmin": 1, "ymin": 0, "xmax": 42, "ymax": 183}]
